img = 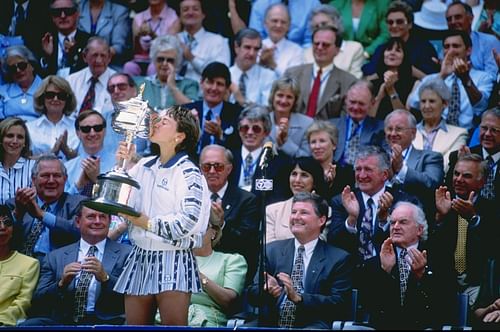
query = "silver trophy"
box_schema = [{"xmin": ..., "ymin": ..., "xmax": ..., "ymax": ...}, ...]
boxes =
[{"xmin": 84, "ymin": 84, "xmax": 150, "ymax": 217}]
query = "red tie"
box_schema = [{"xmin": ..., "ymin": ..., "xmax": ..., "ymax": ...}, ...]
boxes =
[
  {"xmin": 79, "ymin": 77, "xmax": 98, "ymax": 113},
  {"xmin": 306, "ymin": 68, "xmax": 322, "ymax": 118}
]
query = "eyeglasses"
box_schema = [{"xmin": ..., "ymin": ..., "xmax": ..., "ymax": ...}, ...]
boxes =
[
  {"xmin": 7, "ymin": 61, "xmax": 28, "ymax": 74},
  {"xmin": 313, "ymin": 41, "xmax": 332, "ymax": 48},
  {"xmin": 239, "ymin": 124, "xmax": 264, "ymax": 134},
  {"xmin": 480, "ymin": 125, "xmax": 500, "ymax": 135},
  {"xmin": 386, "ymin": 19, "xmax": 407, "ymax": 26},
  {"xmin": 156, "ymin": 56, "xmax": 176, "ymax": 64},
  {"xmin": 44, "ymin": 91, "xmax": 69, "ymax": 101},
  {"xmin": 384, "ymin": 126, "xmax": 413, "ymax": 134},
  {"xmin": 107, "ymin": 83, "xmax": 129, "ymax": 93},
  {"xmin": 79, "ymin": 124, "xmax": 104, "ymax": 133},
  {"xmin": 0, "ymin": 216, "xmax": 13, "ymax": 228},
  {"xmin": 50, "ymin": 6, "xmax": 78, "ymax": 17},
  {"xmin": 200, "ymin": 163, "xmax": 226, "ymax": 173}
]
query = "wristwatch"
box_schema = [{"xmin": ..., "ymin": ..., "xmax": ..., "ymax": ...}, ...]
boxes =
[
  {"xmin": 390, "ymin": 92, "xmax": 399, "ymax": 100},
  {"xmin": 201, "ymin": 277, "xmax": 209, "ymax": 288}
]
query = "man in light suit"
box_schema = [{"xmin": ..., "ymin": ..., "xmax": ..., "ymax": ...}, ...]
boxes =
[
  {"xmin": 200, "ymin": 144, "xmax": 259, "ymax": 284},
  {"xmin": 384, "ymin": 109, "xmax": 444, "ymax": 219},
  {"xmin": 184, "ymin": 62, "xmax": 242, "ymax": 156},
  {"xmin": 247, "ymin": 192, "xmax": 353, "ymax": 329},
  {"xmin": 21, "ymin": 205, "xmax": 131, "ymax": 325},
  {"xmin": 330, "ymin": 81, "xmax": 385, "ymax": 166},
  {"xmin": 7, "ymin": 154, "xmax": 85, "ymax": 262},
  {"xmin": 284, "ymin": 25, "xmax": 357, "ymax": 120}
]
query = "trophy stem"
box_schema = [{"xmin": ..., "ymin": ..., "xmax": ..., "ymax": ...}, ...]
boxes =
[{"xmin": 116, "ymin": 132, "xmax": 135, "ymax": 172}]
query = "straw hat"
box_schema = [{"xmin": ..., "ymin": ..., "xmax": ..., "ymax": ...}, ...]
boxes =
[{"xmin": 414, "ymin": 0, "xmax": 448, "ymax": 30}]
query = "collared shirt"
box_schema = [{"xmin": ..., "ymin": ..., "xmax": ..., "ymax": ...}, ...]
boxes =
[
  {"xmin": 230, "ymin": 64, "xmax": 277, "ymax": 106},
  {"xmin": 133, "ymin": 4, "xmax": 178, "ymax": 37},
  {"xmin": 261, "ymin": 37, "xmax": 304, "ymax": 76},
  {"xmin": 77, "ymin": 238, "xmax": 107, "ymax": 312},
  {"xmin": 312, "ymin": 62, "xmax": 335, "ymax": 101},
  {"xmin": 395, "ymin": 242, "xmax": 419, "ymax": 266},
  {"xmin": 293, "ymin": 238, "xmax": 318, "ymax": 285},
  {"xmin": 26, "ymin": 114, "xmax": 79, "ymax": 160},
  {"xmin": 177, "ymin": 28, "xmax": 231, "ymax": 82},
  {"xmin": 33, "ymin": 198, "xmax": 57, "ymax": 255},
  {"xmin": 470, "ymin": 31, "xmax": 500, "ymax": 78},
  {"xmin": 213, "ymin": 182, "xmax": 228, "ymax": 202},
  {"xmin": 238, "ymin": 145, "xmax": 262, "ymax": 191},
  {"xmin": 57, "ymin": 30, "xmax": 77, "ymax": 69},
  {"xmin": 393, "ymin": 145, "xmax": 414, "ymax": 185},
  {"xmin": 66, "ymin": 67, "xmax": 116, "ymax": 118},
  {"xmin": 482, "ymin": 147, "xmax": 500, "ymax": 176},
  {"xmin": 416, "ymin": 119, "xmax": 448, "ymax": 151},
  {"xmin": 408, "ymin": 71, "xmax": 494, "ymax": 130},
  {"xmin": 345, "ymin": 186, "xmax": 388, "ymax": 235},
  {"xmin": 0, "ymin": 157, "xmax": 35, "ymax": 204},
  {"xmin": 0, "ymin": 75, "xmax": 43, "ymax": 121}
]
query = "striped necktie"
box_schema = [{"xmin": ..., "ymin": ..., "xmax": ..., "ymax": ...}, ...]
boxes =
[{"xmin": 73, "ymin": 245, "xmax": 97, "ymax": 322}]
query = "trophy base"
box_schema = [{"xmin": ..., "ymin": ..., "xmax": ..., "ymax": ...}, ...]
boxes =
[{"xmin": 84, "ymin": 198, "xmax": 141, "ymax": 217}]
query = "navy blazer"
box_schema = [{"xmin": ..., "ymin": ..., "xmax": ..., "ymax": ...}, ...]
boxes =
[
  {"xmin": 215, "ymin": 184, "xmax": 260, "ymax": 284},
  {"xmin": 184, "ymin": 100, "xmax": 242, "ymax": 155},
  {"xmin": 247, "ymin": 238, "xmax": 353, "ymax": 328},
  {"xmin": 327, "ymin": 187, "xmax": 421, "ymax": 260},
  {"xmin": 31, "ymin": 239, "xmax": 131, "ymax": 324},
  {"xmin": 330, "ymin": 115, "xmax": 385, "ymax": 164}
]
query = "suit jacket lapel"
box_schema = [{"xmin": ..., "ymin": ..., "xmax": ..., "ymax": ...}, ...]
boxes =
[
  {"xmin": 406, "ymin": 147, "xmax": 421, "ymax": 169},
  {"xmin": 63, "ymin": 243, "xmax": 80, "ymax": 291},
  {"xmin": 222, "ymin": 185, "xmax": 237, "ymax": 223},
  {"xmin": 96, "ymin": 240, "xmax": 119, "ymax": 296},
  {"xmin": 299, "ymin": 64, "xmax": 314, "ymax": 110},
  {"xmin": 317, "ymin": 69, "xmax": 341, "ymax": 114},
  {"xmin": 305, "ymin": 241, "xmax": 326, "ymax": 292}
]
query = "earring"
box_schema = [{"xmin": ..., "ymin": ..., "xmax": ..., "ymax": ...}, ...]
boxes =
[{"xmin": 211, "ymin": 236, "xmax": 215, "ymax": 240}]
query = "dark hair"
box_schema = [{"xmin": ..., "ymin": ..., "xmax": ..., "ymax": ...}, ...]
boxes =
[
  {"xmin": 312, "ymin": 25, "xmax": 342, "ymax": 48},
  {"xmin": 0, "ymin": 204, "xmax": 23, "ymax": 251},
  {"xmin": 74, "ymin": 109, "xmax": 107, "ymax": 131},
  {"xmin": 0, "ymin": 117, "xmax": 32, "ymax": 159},
  {"xmin": 290, "ymin": 157, "xmax": 329, "ymax": 199},
  {"xmin": 375, "ymin": 37, "xmax": 412, "ymax": 81},
  {"xmin": 447, "ymin": 0, "xmax": 474, "ymax": 17},
  {"xmin": 456, "ymin": 153, "xmax": 489, "ymax": 180},
  {"xmin": 201, "ymin": 62, "xmax": 231, "ymax": 87},
  {"xmin": 108, "ymin": 72, "xmax": 137, "ymax": 89},
  {"xmin": 238, "ymin": 105, "xmax": 272, "ymax": 134},
  {"xmin": 443, "ymin": 29, "xmax": 472, "ymax": 48},
  {"xmin": 234, "ymin": 28, "xmax": 262, "ymax": 47},
  {"xmin": 387, "ymin": 0, "xmax": 414, "ymax": 25},
  {"xmin": 292, "ymin": 191, "xmax": 329, "ymax": 222},
  {"xmin": 161, "ymin": 105, "xmax": 200, "ymax": 154}
]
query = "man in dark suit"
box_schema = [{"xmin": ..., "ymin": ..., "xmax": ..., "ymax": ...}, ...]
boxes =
[
  {"xmin": 40, "ymin": 0, "xmax": 90, "ymax": 77},
  {"xmin": 283, "ymin": 25, "xmax": 357, "ymax": 120},
  {"xmin": 330, "ymin": 81, "xmax": 385, "ymax": 166},
  {"xmin": 446, "ymin": 108, "xmax": 500, "ymax": 201},
  {"xmin": 0, "ymin": 0, "xmax": 52, "ymax": 60},
  {"xmin": 247, "ymin": 192, "xmax": 353, "ymax": 329},
  {"xmin": 363, "ymin": 201, "xmax": 457, "ymax": 329},
  {"xmin": 7, "ymin": 154, "xmax": 85, "ymax": 262},
  {"xmin": 184, "ymin": 61, "xmax": 242, "ymax": 156},
  {"xmin": 435, "ymin": 153, "xmax": 498, "ymax": 306},
  {"xmin": 199, "ymin": 144, "xmax": 260, "ymax": 283},
  {"xmin": 21, "ymin": 205, "xmax": 132, "ymax": 325},
  {"xmin": 229, "ymin": 105, "xmax": 293, "ymax": 206}
]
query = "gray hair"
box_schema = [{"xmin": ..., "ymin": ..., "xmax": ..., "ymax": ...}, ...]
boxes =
[
  {"xmin": 234, "ymin": 28, "xmax": 262, "ymax": 47},
  {"xmin": 200, "ymin": 144, "xmax": 234, "ymax": 164},
  {"xmin": 31, "ymin": 154, "xmax": 68, "ymax": 179},
  {"xmin": 83, "ymin": 36, "xmax": 110, "ymax": 55},
  {"xmin": 268, "ymin": 77, "xmax": 300, "ymax": 113},
  {"xmin": 2, "ymin": 45, "xmax": 38, "ymax": 80},
  {"xmin": 309, "ymin": 4, "xmax": 345, "ymax": 35},
  {"xmin": 482, "ymin": 107, "xmax": 500, "ymax": 121},
  {"xmin": 355, "ymin": 145, "xmax": 391, "ymax": 172},
  {"xmin": 238, "ymin": 105, "xmax": 272, "ymax": 134},
  {"xmin": 390, "ymin": 201, "xmax": 428, "ymax": 241},
  {"xmin": 265, "ymin": 3, "xmax": 290, "ymax": 24},
  {"xmin": 306, "ymin": 120, "xmax": 339, "ymax": 146},
  {"xmin": 149, "ymin": 35, "xmax": 183, "ymax": 70},
  {"xmin": 418, "ymin": 78, "xmax": 451, "ymax": 103},
  {"xmin": 384, "ymin": 109, "xmax": 417, "ymax": 129},
  {"xmin": 456, "ymin": 153, "xmax": 489, "ymax": 181},
  {"xmin": 347, "ymin": 80, "xmax": 375, "ymax": 100}
]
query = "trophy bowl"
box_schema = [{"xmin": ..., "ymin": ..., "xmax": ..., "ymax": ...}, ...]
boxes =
[{"xmin": 83, "ymin": 84, "xmax": 150, "ymax": 216}]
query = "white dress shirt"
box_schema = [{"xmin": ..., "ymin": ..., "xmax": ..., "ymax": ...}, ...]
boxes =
[
  {"xmin": 238, "ymin": 145, "xmax": 263, "ymax": 191},
  {"xmin": 77, "ymin": 238, "xmax": 107, "ymax": 312},
  {"xmin": 230, "ymin": 64, "xmax": 277, "ymax": 106},
  {"xmin": 261, "ymin": 37, "xmax": 303, "ymax": 76}
]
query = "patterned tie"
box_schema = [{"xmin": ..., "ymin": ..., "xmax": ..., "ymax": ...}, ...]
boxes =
[
  {"xmin": 359, "ymin": 198, "xmax": 375, "ymax": 260},
  {"xmin": 481, "ymin": 156, "xmax": 496, "ymax": 200},
  {"xmin": 447, "ymin": 76, "xmax": 461, "ymax": 126},
  {"xmin": 279, "ymin": 245, "xmax": 305, "ymax": 328},
  {"xmin": 60, "ymin": 36, "xmax": 70, "ymax": 68},
  {"xmin": 306, "ymin": 68, "xmax": 322, "ymax": 118},
  {"xmin": 79, "ymin": 77, "xmax": 98, "ymax": 113},
  {"xmin": 14, "ymin": 4, "xmax": 25, "ymax": 36},
  {"xmin": 22, "ymin": 203, "xmax": 50, "ymax": 257},
  {"xmin": 74, "ymin": 245, "xmax": 97, "ymax": 323},
  {"xmin": 179, "ymin": 34, "xmax": 195, "ymax": 76},
  {"xmin": 243, "ymin": 153, "xmax": 254, "ymax": 187},
  {"xmin": 398, "ymin": 248, "xmax": 410, "ymax": 306},
  {"xmin": 211, "ymin": 192, "xmax": 219, "ymax": 202},
  {"xmin": 239, "ymin": 72, "xmax": 247, "ymax": 100},
  {"xmin": 344, "ymin": 121, "xmax": 360, "ymax": 165},
  {"xmin": 455, "ymin": 215, "xmax": 468, "ymax": 274}
]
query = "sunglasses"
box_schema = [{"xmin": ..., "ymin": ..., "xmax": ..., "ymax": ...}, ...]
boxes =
[
  {"xmin": 0, "ymin": 216, "xmax": 13, "ymax": 228},
  {"xmin": 50, "ymin": 6, "xmax": 78, "ymax": 17},
  {"xmin": 79, "ymin": 124, "xmax": 104, "ymax": 133},
  {"xmin": 201, "ymin": 163, "xmax": 226, "ymax": 173},
  {"xmin": 386, "ymin": 19, "xmax": 407, "ymax": 26},
  {"xmin": 44, "ymin": 91, "xmax": 68, "ymax": 101},
  {"xmin": 107, "ymin": 83, "xmax": 129, "ymax": 93},
  {"xmin": 7, "ymin": 61, "xmax": 28, "ymax": 74},
  {"xmin": 239, "ymin": 124, "xmax": 264, "ymax": 134},
  {"xmin": 156, "ymin": 56, "xmax": 176, "ymax": 64}
]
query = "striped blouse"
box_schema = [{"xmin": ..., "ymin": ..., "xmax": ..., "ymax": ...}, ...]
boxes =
[{"xmin": 0, "ymin": 157, "xmax": 36, "ymax": 204}]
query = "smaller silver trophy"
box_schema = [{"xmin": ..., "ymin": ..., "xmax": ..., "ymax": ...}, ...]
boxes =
[{"xmin": 84, "ymin": 84, "xmax": 150, "ymax": 217}]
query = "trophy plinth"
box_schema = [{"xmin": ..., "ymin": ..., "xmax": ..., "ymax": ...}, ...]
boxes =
[{"xmin": 84, "ymin": 84, "xmax": 150, "ymax": 216}]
